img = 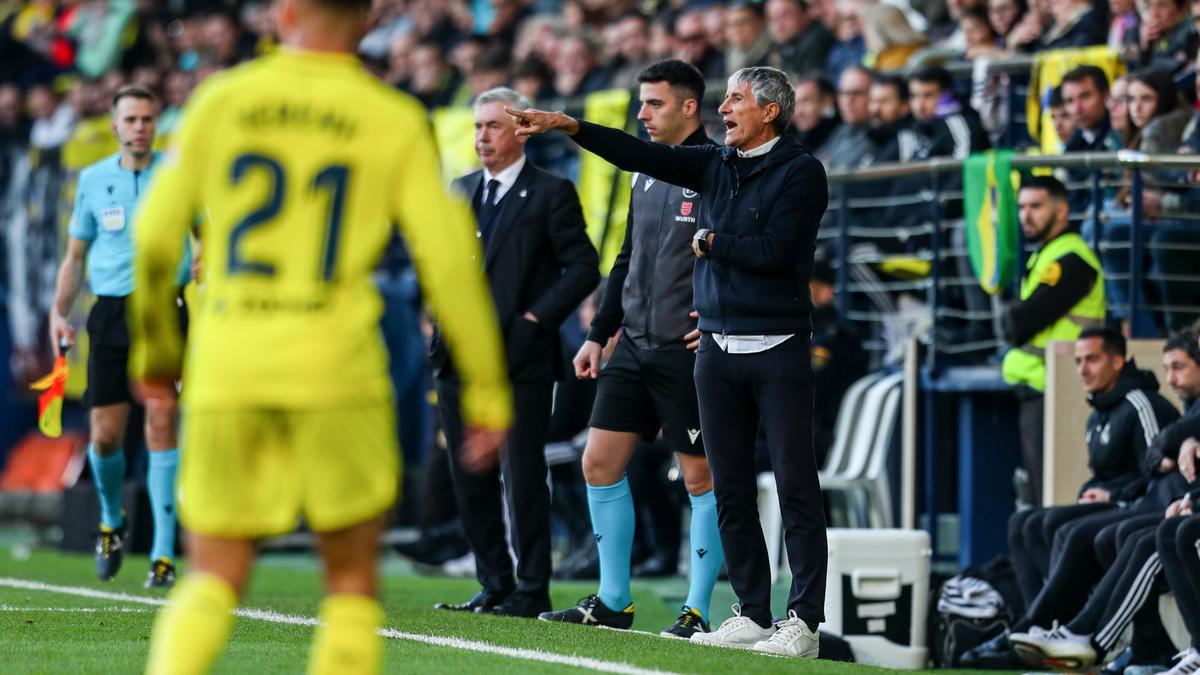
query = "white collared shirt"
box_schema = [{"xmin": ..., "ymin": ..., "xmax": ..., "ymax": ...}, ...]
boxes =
[
  {"xmin": 736, "ymin": 136, "xmax": 780, "ymax": 159},
  {"xmin": 482, "ymin": 154, "xmax": 527, "ymax": 205},
  {"xmin": 717, "ymin": 135, "xmax": 792, "ymax": 354}
]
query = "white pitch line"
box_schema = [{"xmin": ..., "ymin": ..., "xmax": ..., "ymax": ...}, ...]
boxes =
[
  {"xmin": 0, "ymin": 578, "xmax": 678, "ymax": 675},
  {"xmin": 0, "ymin": 605, "xmax": 152, "ymax": 613}
]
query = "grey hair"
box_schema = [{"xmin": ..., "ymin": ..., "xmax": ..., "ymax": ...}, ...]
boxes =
[
  {"xmin": 475, "ymin": 87, "xmax": 533, "ymax": 112},
  {"xmin": 728, "ymin": 67, "xmax": 795, "ymax": 135}
]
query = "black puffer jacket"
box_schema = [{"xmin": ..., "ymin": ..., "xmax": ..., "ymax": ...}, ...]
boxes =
[{"xmin": 1082, "ymin": 360, "xmax": 1181, "ymax": 500}]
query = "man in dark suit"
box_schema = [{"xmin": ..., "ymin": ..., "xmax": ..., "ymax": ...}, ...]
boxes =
[{"xmin": 432, "ymin": 87, "xmax": 599, "ymax": 618}]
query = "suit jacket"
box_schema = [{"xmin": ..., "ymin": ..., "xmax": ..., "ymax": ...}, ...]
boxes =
[{"xmin": 430, "ymin": 159, "xmax": 599, "ymax": 384}]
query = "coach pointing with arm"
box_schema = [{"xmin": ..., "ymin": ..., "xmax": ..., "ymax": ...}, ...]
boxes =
[{"xmin": 509, "ymin": 66, "xmax": 829, "ymax": 658}]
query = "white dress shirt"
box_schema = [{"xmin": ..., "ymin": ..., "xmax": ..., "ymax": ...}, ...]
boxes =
[{"xmin": 482, "ymin": 154, "xmax": 527, "ymax": 205}]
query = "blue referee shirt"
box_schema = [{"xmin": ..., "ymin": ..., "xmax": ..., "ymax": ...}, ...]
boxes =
[{"xmin": 68, "ymin": 152, "xmax": 192, "ymax": 296}]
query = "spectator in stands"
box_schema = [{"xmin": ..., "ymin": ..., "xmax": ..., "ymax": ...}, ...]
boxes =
[
  {"xmin": 724, "ymin": 2, "xmax": 772, "ymax": 73},
  {"xmin": 987, "ymin": 0, "xmax": 1029, "ymax": 46},
  {"xmin": 1108, "ymin": 0, "xmax": 1141, "ymax": 53},
  {"xmin": 1009, "ymin": 331, "xmax": 1200, "ymax": 672},
  {"xmin": 818, "ymin": 65, "xmax": 874, "ymax": 170},
  {"xmin": 969, "ymin": 328, "xmax": 1181, "ymax": 669},
  {"xmin": 648, "ymin": 11, "xmax": 677, "ymax": 61},
  {"xmin": 605, "ymin": 13, "xmax": 652, "ymax": 89},
  {"xmin": 1000, "ymin": 176, "xmax": 1105, "ymax": 509},
  {"xmin": 552, "ymin": 33, "xmax": 610, "ymax": 99},
  {"xmin": 1126, "ymin": 67, "xmax": 1191, "ymax": 154},
  {"xmin": 1006, "ymin": 0, "xmax": 1052, "ymax": 51},
  {"xmin": 703, "ymin": 3, "xmax": 729, "ymax": 53},
  {"xmin": 1122, "ymin": 0, "xmax": 1197, "ymax": 73},
  {"xmin": 866, "ymin": 73, "xmax": 916, "ymax": 159},
  {"xmin": 908, "ymin": 66, "xmax": 992, "ymax": 158},
  {"xmin": 765, "ymin": 0, "xmax": 835, "ymax": 75},
  {"xmin": 385, "ymin": 32, "xmax": 415, "ymax": 87},
  {"xmin": 512, "ymin": 57, "xmax": 554, "ymax": 103},
  {"xmin": 962, "ymin": 5, "xmax": 1002, "ymax": 57},
  {"xmin": 1049, "ymin": 85, "xmax": 1076, "ymax": 151},
  {"xmin": 1061, "ymin": 66, "xmax": 1121, "ymax": 153},
  {"xmin": 466, "ymin": 47, "xmax": 512, "ymax": 101},
  {"xmin": 202, "ymin": 11, "xmax": 256, "ymax": 68},
  {"xmin": 674, "ymin": 8, "xmax": 725, "ymax": 80},
  {"xmin": 1033, "ymin": 0, "xmax": 1109, "ymax": 50},
  {"xmin": 862, "ymin": 3, "xmax": 929, "ymax": 70},
  {"xmin": 826, "ymin": 0, "xmax": 867, "ymax": 82},
  {"xmin": 932, "ymin": 0, "xmax": 986, "ymax": 50},
  {"xmin": 156, "ymin": 69, "xmax": 194, "ymax": 141},
  {"xmin": 27, "ymin": 83, "xmax": 73, "ymax": 150},
  {"xmin": 792, "ymin": 73, "xmax": 841, "ymax": 155},
  {"xmin": 0, "ymin": 84, "xmax": 29, "ymax": 151},
  {"xmin": 404, "ymin": 40, "xmax": 462, "ymax": 109},
  {"xmin": 1108, "ymin": 74, "xmax": 1133, "ymax": 145}
]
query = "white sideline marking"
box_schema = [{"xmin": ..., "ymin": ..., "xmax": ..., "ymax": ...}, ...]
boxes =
[
  {"xmin": 0, "ymin": 578, "xmax": 678, "ymax": 675},
  {"xmin": 0, "ymin": 605, "xmax": 152, "ymax": 613}
]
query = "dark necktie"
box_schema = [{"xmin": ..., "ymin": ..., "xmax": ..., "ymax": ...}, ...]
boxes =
[{"xmin": 478, "ymin": 178, "xmax": 502, "ymax": 244}]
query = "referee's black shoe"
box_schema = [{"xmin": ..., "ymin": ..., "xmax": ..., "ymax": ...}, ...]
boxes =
[
  {"xmin": 94, "ymin": 524, "xmax": 125, "ymax": 582},
  {"xmin": 538, "ymin": 594, "xmax": 633, "ymax": 629}
]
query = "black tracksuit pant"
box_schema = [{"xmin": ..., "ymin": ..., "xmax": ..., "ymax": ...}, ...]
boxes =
[
  {"xmin": 437, "ymin": 378, "xmax": 554, "ymax": 597},
  {"xmin": 1009, "ymin": 503, "xmax": 1113, "ymax": 607},
  {"xmin": 694, "ymin": 333, "xmax": 827, "ymax": 628},
  {"xmin": 1158, "ymin": 515, "xmax": 1200, "ymax": 650}
]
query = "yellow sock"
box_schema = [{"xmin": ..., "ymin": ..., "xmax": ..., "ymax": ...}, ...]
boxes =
[
  {"xmin": 307, "ymin": 594, "xmax": 383, "ymax": 675},
  {"xmin": 145, "ymin": 573, "xmax": 238, "ymax": 675}
]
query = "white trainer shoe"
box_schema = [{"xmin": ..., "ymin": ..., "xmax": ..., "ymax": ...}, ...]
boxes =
[
  {"xmin": 690, "ymin": 604, "xmax": 775, "ymax": 650},
  {"xmin": 1168, "ymin": 648, "xmax": 1200, "ymax": 675},
  {"xmin": 1010, "ymin": 623, "xmax": 1095, "ymax": 670},
  {"xmin": 752, "ymin": 610, "xmax": 820, "ymax": 658}
]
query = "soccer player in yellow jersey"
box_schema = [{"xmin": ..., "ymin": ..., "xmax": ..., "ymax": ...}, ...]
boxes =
[{"xmin": 131, "ymin": 0, "xmax": 512, "ymax": 672}]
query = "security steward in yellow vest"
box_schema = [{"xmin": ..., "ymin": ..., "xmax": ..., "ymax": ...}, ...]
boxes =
[{"xmin": 1001, "ymin": 176, "xmax": 1105, "ymax": 507}]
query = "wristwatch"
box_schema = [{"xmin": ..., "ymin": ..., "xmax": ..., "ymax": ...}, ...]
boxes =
[{"xmin": 694, "ymin": 229, "xmax": 711, "ymax": 256}]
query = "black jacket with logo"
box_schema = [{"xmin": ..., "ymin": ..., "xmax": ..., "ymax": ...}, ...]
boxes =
[
  {"xmin": 1082, "ymin": 360, "xmax": 1181, "ymax": 500},
  {"xmin": 588, "ymin": 127, "xmax": 716, "ymax": 350},
  {"xmin": 571, "ymin": 120, "xmax": 828, "ymax": 336}
]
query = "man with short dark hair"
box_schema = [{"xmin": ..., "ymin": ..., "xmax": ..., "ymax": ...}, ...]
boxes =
[
  {"xmin": 50, "ymin": 84, "xmax": 192, "ymax": 589},
  {"xmin": 510, "ymin": 65, "xmax": 829, "ymax": 658},
  {"xmin": 907, "ymin": 66, "xmax": 991, "ymax": 159},
  {"xmin": 1060, "ymin": 65, "xmax": 1120, "ymax": 153},
  {"xmin": 537, "ymin": 60, "xmax": 722, "ymax": 640},
  {"xmin": 765, "ymin": 0, "xmax": 834, "ymax": 75},
  {"xmin": 791, "ymin": 74, "xmax": 839, "ymax": 155},
  {"xmin": 1001, "ymin": 176, "xmax": 1106, "ymax": 507}
]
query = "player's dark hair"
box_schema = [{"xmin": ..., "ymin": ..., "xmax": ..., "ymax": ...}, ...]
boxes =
[
  {"xmin": 1079, "ymin": 327, "xmax": 1126, "ymax": 357},
  {"xmin": 1165, "ymin": 329, "xmax": 1200, "ymax": 365},
  {"xmin": 111, "ymin": 84, "xmax": 157, "ymax": 109},
  {"xmin": 1019, "ymin": 175, "xmax": 1068, "ymax": 204},
  {"xmin": 638, "ymin": 59, "xmax": 706, "ymax": 103}
]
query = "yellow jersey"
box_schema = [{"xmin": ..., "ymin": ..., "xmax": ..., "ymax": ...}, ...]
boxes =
[{"xmin": 129, "ymin": 47, "xmax": 511, "ymax": 429}]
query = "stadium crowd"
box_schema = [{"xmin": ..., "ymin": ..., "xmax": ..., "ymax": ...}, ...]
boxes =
[{"xmin": 4, "ymin": 0, "xmax": 1200, "ymax": 669}]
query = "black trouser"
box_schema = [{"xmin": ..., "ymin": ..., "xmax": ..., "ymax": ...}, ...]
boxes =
[
  {"xmin": 694, "ymin": 333, "xmax": 827, "ymax": 628},
  {"xmin": 1158, "ymin": 515, "xmax": 1200, "ymax": 650},
  {"xmin": 1018, "ymin": 393, "xmax": 1045, "ymax": 507},
  {"xmin": 1066, "ymin": 517, "xmax": 1164, "ymax": 654},
  {"xmin": 1017, "ymin": 507, "xmax": 1136, "ymax": 630},
  {"xmin": 436, "ymin": 377, "xmax": 554, "ymax": 596},
  {"xmin": 1008, "ymin": 503, "xmax": 1112, "ymax": 607}
]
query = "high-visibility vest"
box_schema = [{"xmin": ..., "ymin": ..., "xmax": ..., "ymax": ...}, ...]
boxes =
[{"xmin": 1001, "ymin": 231, "xmax": 1105, "ymax": 392}]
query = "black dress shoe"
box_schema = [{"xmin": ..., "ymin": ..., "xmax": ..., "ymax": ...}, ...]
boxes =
[
  {"xmin": 488, "ymin": 591, "xmax": 552, "ymax": 618},
  {"xmin": 435, "ymin": 588, "xmax": 511, "ymax": 612},
  {"xmin": 959, "ymin": 632, "xmax": 1024, "ymax": 669}
]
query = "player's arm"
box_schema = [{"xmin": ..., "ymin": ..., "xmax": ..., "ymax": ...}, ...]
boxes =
[
  {"xmin": 128, "ymin": 92, "xmax": 209, "ymax": 385},
  {"xmin": 508, "ymin": 108, "xmax": 711, "ymax": 192},
  {"xmin": 391, "ymin": 117, "xmax": 512, "ymax": 434},
  {"xmin": 49, "ymin": 236, "xmax": 90, "ymax": 355}
]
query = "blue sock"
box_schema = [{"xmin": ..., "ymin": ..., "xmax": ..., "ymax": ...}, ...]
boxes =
[
  {"xmin": 87, "ymin": 444, "xmax": 126, "ymax": 530},
  {"xmin": 588, "ymin": 477, "xmax": 635, "ymax": 611},
  {"xmin": 685, "ymin": 490, "xmax": 724, "ymax": 622},
  {"xmin": 147, "ymin": 449, "xmax": 180, "ymax": 562}
]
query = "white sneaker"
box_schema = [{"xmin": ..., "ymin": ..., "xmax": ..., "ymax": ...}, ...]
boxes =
[
  {"xmin": 1010, "ymin": 623, "xmax": 1095, "ymax": 670},
  {"xmin": 752, "ymin": 610, "xmax": 819, "ymax": 658},
  {"xmin": 690, "ymin": 605, "xmax": 775, "ymax": 650},
  {"xmin": 1168, "ymin": 648, "xmax": 1200, "ymax": 675}
]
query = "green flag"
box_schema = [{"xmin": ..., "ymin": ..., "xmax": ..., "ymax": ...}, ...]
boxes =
[{"xmin": 963, "ymin": 150, "xmax": 1019, "ymax": 295}]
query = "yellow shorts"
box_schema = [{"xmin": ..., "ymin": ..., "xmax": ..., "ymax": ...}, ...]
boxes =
[{"xmin": 178, "ymin": 401, "xmax": 400, "ymax": 538}]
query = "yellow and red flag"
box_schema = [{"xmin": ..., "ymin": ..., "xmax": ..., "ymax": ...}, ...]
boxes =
[{"xmin": 29, "ymin": 355, "xmax": 70, "ymax": 438}]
